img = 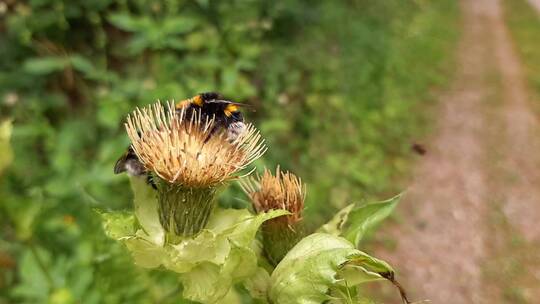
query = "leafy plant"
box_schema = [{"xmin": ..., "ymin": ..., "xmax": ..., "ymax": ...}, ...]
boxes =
[
  {"xmin": 103, "ymin": 174, "xmax": 406, "ymax": 304},
  {"xmin": 0, "ymin": 120, "xmax": 13, "ymax": 174},
  {"xmin": 100, "ymin": 101, "xmax": 406, "ymax": 303},
  {"xmin": 0, "ymin": 0, "xmax": 458, "ymax": 302}
]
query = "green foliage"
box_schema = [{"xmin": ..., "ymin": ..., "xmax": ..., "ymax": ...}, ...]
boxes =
[
  {"xmin": 503, "ymin": 0, "xmax": 540, "ymax": 100},
  {"xmin": 1, "ymin": 0, "xmax": 458, "ymax": 303},
  {"xmin": 100, "ymin": 175, "xmax": 287, "ymax": 303},
  {"xmin": 102, "ymin": 175, "xmax": 401, "ymax": 303},
  {"xmin": 253, "ymin": 0, "xmax": 459, "ymax": 224},
  {"xmin": 0, "ymin": 120, "xmax": 13, "ymax": 175},
  {"xmin": 269, "ymin": 233, "xmax": 394, "ymax": 304},
  {"xmin": 319, "ymin": 195, "xmax": 400, "ymax": 247},
  {"xmin": 342, "ymin": 195, "xmax": 400, "ymax": 247}
]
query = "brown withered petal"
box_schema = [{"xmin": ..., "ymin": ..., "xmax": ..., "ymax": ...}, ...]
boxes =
[
  {"xmin": 240, "ymin": 167, "xmax": 306, "ymax": 225},
  {"xmin": 125, "ymin": 101, "xmax": 266, "ymax": 188}
]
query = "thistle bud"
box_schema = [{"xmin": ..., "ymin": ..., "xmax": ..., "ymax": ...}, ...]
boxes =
[
  {"xmin": 241, "ymin": 167, "xmax": 306, "ymax": 265},
  {"xmin": 125, "ymin": 101, "xmax": 265, "ymax": 237}
]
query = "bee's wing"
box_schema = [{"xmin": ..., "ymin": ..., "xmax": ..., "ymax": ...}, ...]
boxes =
[
  {"xmin": 209, "ymin": 100, "xmax": 256, "ymax": 112},
  {"xmin": 114, "ymin": 152, "xmax": 129, "ymax": 174},
  {"xmin": 207, "ymin": 100, "xmax": 253, "ymax": 108}
]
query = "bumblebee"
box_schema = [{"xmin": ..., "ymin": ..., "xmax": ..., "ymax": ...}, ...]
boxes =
[
  {"xmin": 114, "ymin": 92, "xmax": 247, "ymax": 179},
  {"xmin": 175, "ymin": 92, "xmax": 246, "ymax": 141}
]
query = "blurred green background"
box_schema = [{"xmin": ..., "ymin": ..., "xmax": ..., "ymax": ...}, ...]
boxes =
[{"xmin": 0, "ymin": 0, "xmax": 458, "ymax": 303}]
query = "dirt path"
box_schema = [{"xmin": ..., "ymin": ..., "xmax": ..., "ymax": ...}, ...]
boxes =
[
  {"xmin": 527, "ymin": 0, "xmax": 540, "ymax": 12},
  {"xmin": 376, "ymin": 0, "xmax": 540, "ymax": 303}
]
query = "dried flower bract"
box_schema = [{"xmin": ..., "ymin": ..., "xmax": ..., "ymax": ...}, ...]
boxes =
[
  {"xmin": 241, "ymin": 167, "xmax": 306, "ymax": 265},
  {"xmin": 125, "ymin": 101, "xmax": 266, "ymax": 188},
  {"xmin": 241, "ymin": 167, "xmax": 305, "ymax": 225}
]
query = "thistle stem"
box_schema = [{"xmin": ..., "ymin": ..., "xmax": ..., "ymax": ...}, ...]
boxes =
[
  {"xmin": 157, "ymin": 184, "xmax": 217, "ymax": 237},
  {"xmin": 262, "ymin": 221, "xmax": 304, "ymax": 266}
]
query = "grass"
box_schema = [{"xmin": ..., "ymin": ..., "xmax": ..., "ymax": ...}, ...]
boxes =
[
  {"xmin": 482, "ymin": 200, "xmax": 539, "ymax": 304},
  {"xmin": 481, "ymin": 65, "xmax": 539, "ymax": 304},
  {"xmin": 503, "ymin": 0, "xmax": 540, "ymax": 105}
]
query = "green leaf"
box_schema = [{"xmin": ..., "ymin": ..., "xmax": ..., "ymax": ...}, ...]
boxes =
[
  {"xmin": 15, "ymin": 202, "xmax": 42, "ymax": 241},
  {"xmin": 337, "ymin": 264, "xmax": 385, "ymax": 286},
  {"xmin": 220, "ymin": 288, "xmax": 242, "ymax": 304},
  {"xmin": 23, "ymin": 57, "xmax": 68, "ymax": 75},
  {"xmin": 129, "ymin": 175, "xmax": 163, "ymax": 246},
  {"xmin": 205, "ymin": 208, "xmax": 253, "ymax": 233},
  {"xmin": 49, "ymin": 288, "xmax": 75, "ymax": 304},
  {"xmin": 180, "ymin": 245, "xmax": 257, "ymax": 303},
  {"xmin": 180, "ymin": 263, "xmax": 223, "ymax": 302},
  {"xmin": 162, "ymin": 17, "xmax": 199, "ymax": 34},
  {"xmin": 0, "ymin": 119, "xmax": 13, "ymax": 174},
  {"xmin": 164, "ymin": 37, "xmax": 187, "ymax": 50},
  {"xmin": 126, "ymin": 35, "xmax": 151, "ymax": 54},
  {"xmin": 337, "ymin": 252, "xmax": 394, "ymax": 286},
  {"xmin": 269, "ymin": 233, "xmax": 358, "ymax": 304},
  {"xmin": 269, "ymin": 233, "xmax": 396, "ymax": 304},
  {"xmin": 101, "ymin": 206, "xmax": 287, "ymax": 304},
  {"xmin": 317, "ymin": 195, "xmax": 400, "ymax": 247},
  {"xmin": 124, "ymin": 236, "xmax": 165, "ymax": 268},
  {"xmin": 173, "ymin": 209, "xmax": 287, "ymax": 303},
  {"xmin": 99, "ymin": 211, "xmax": 136, "ymax": 240},
  {"xmin": 342, "ymin": 194, "xmax": 401, "ymax": 246},
  {"xmin": 99, "ymin": 207, "xmax": 164, "ymax": 268},
  {"xmin": 226, "ymin": 209, "xmax": 291, "ymax": 247},
  {"xmin": 4, "ymin": 194, "xmax": 42, "ymax": 241},
  {"xmin": 11, "ymin": 248, "xmax": 51, "ymax": 300},
  {"xmin": 244, "ymin": 267, "xmax": 271, "ymax": 301},
  {"xmin": 164, "ymin": 229, "xmax": 230, "ymax": 273},
  {"xmin": 69, "ymin": 55, "xmax": 97, "ymax": 77},
  {"xmin": 108, "ymin": 14, "xmax": 151, "ymax": 32},
  {"xmin": 318, "ymin": 203, "xmax": 355, "ymax": 236}
]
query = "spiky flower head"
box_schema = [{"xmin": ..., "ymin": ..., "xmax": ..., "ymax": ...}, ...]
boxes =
[
  {"xmin": 126, "ymin": 101, "xmax": 266, "ymax": 188},
  {"xmin": 241, "ymin": 167, "xmax": 305, "ymax": 225},
  {"xmin": 241, "ymin": 167, "xmax": 306, "ymax": 265},
  {"xmin": 125, "ymin": 101, "xmax": 266, "ymax": 236}
]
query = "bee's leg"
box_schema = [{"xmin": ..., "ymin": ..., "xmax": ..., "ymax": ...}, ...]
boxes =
[
  {"xmin": 146, "ymin": 173, "xmax": 157, "ymax": 190},
  {"xmin": 114, "ymin": 158, "xmax": 128, "ymax": 174}
]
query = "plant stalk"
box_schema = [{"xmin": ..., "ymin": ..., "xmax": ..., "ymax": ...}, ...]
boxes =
[{"xmin": 157, "ymin": 184, "xmax": 217, "ymax": 237}]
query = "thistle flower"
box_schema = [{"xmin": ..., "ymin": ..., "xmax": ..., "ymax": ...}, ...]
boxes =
[
  {"xmin": 241, "ymin": 167, "xmax": 306, "ymax": 265},
  {"xmin": 125, "ymin": 101, "xmax": 266, "ymax": 236}
]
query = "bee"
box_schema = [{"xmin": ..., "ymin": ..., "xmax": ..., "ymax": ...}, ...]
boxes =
[
  {"xmin": 176, "ymin": 92, "xmax": 247, "ymax": 141},
  {"xmin": 114, "ymin": 92, "xmax": 247, "ymax": 181}
]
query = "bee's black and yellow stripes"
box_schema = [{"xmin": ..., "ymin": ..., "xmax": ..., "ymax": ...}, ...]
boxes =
[
  {"xmin": 175, "ymin": 92, "xmax": 220, "ymax": 110},
  {"xmin": 223, "ymin": 104, "xmax": 238, "ymax": 117}
]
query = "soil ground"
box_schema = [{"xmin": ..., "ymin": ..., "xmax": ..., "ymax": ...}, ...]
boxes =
[
  {"xmin": 374, "ymin": 1, "xmax": 540, "ymax": 303},
  {"xmin": 527, "ymin": 0, "xmax": 540, "ymax": 11}
]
